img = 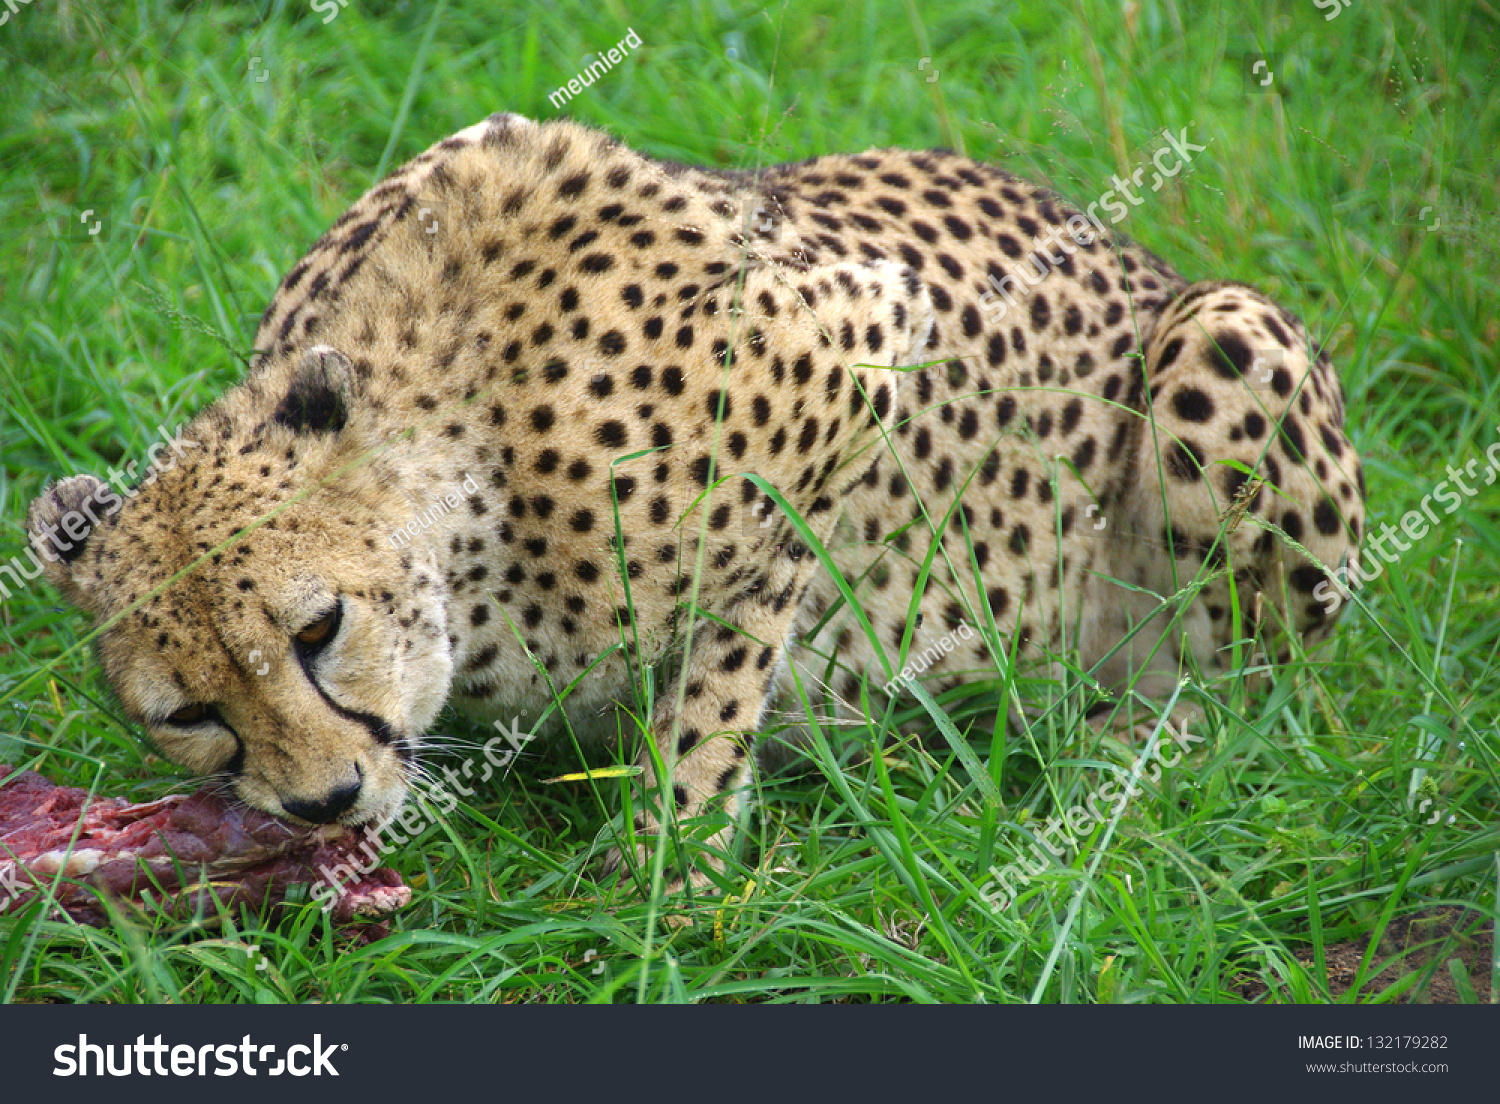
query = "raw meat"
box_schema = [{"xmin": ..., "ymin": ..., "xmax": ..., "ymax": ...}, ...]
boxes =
[{"xmin": 0, "ymin": 765, "xmax": 409, "ymax": 927}]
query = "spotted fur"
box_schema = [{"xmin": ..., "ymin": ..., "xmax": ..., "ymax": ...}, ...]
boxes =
[{"xmin": 28, "ymin": 113, "xmax": 1364, "ymax": 876}]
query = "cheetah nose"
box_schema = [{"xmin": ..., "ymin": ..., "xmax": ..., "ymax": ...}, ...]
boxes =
[{"xmin": 282, "ymin": 779, "xmax": 362, "ymax": 824}]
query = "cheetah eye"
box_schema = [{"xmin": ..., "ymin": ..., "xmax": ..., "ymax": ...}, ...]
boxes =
[
  {"xmin": 165, "ymin": 703, "xmax": 214, "ymax": 727},
  {"xmin": 294, "ymin": 603, "xmax": 342, "ymax": 651}
]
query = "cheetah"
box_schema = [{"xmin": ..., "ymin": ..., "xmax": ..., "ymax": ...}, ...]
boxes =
[{"xmin": 26, "ymin": 113, "xmax": 1365, "ymax": 885}]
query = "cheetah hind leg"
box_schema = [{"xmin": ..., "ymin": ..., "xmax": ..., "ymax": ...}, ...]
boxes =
[
  {"xmin": 1100, "ymin": 280, "xmax": 1364, "ymax": 710},
  {"xmin": 599, "ymin": 258, "xmax": 935, "ymax": 896}
]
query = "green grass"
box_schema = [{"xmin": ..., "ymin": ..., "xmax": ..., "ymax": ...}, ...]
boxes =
[{"xmin": 1, "ymin": 0, "xmax": 1497, "ymax": 1004}]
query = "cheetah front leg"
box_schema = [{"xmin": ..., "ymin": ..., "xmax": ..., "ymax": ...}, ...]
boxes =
[
  {"xmin": 614, "ymin": 538, "xmax": 827, "ymax": 891},
  {"xmin": 601, "ymin": 256, "xmax": 935, "ymax": 892}
]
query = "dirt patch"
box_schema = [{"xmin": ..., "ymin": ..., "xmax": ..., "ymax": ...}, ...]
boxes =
[{"xmin": 1236, "ymin": 907, "xmax": 1493, "ymax": 1003}]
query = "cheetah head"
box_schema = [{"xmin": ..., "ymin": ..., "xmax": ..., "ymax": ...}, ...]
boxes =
[{"xmin": 26, "ymin": 348, "xmax": 450, "ymax": 827}]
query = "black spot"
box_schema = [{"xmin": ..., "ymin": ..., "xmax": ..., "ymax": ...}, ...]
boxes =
[
  {"xmin": 1166, "ymin": 440, "xmax": 1205, "ymax": 481},
  {"xmin": 1278, "ymin": 414, "xmax": 1307, "ymax": 464},
  {"xmin": 557, "ymin": 171, "xmax": 590, "ymax": 199},
  {"xmin": 1156, "ymin": 337, "xmax": 1184, "ymax": 371},
  {"xmin": 961, "ymin": 305, "xmax": 982, "ymax": 338},
  {"xmin": 1030, "ymin": 296, "xmax": 1051, "ymax": 331},
  {"xmin": 1291, "ymin": 565, "xmax": 1327, "ymax": 593},
  {"xmin": 1210, "ymin": 332, "xmax": 1253, "ymax": 379},
  {"xmin": 595, "ymin": 421, "xmax": 628, "ymax": 449},
  {"xmin": 1072, "ymin": 437, "xmax": 1095, "ymax": 470},
  {"xmin": 986, "ymin": 331, "xmax": 1007, "ymax": 367},
  {"xmin": 986, "ymin": 585, "xmax": 1009, "ymax": 617},
  {"xmin": 1172, "ymin": 387, "xmax": 1214, "ymax": 422},
  {"xmin": 1060, "ymin": 398, "xmax": 1082, "ymax": 434}
]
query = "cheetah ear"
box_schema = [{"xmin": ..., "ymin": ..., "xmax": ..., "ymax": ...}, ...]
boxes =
[
  {"xmin": 273, "ymin": 345, "xmax": 357, "ymax": 434},
  {"xmin": 26, "ymin": 474, "xmax": 114, "ymax": 608}
]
